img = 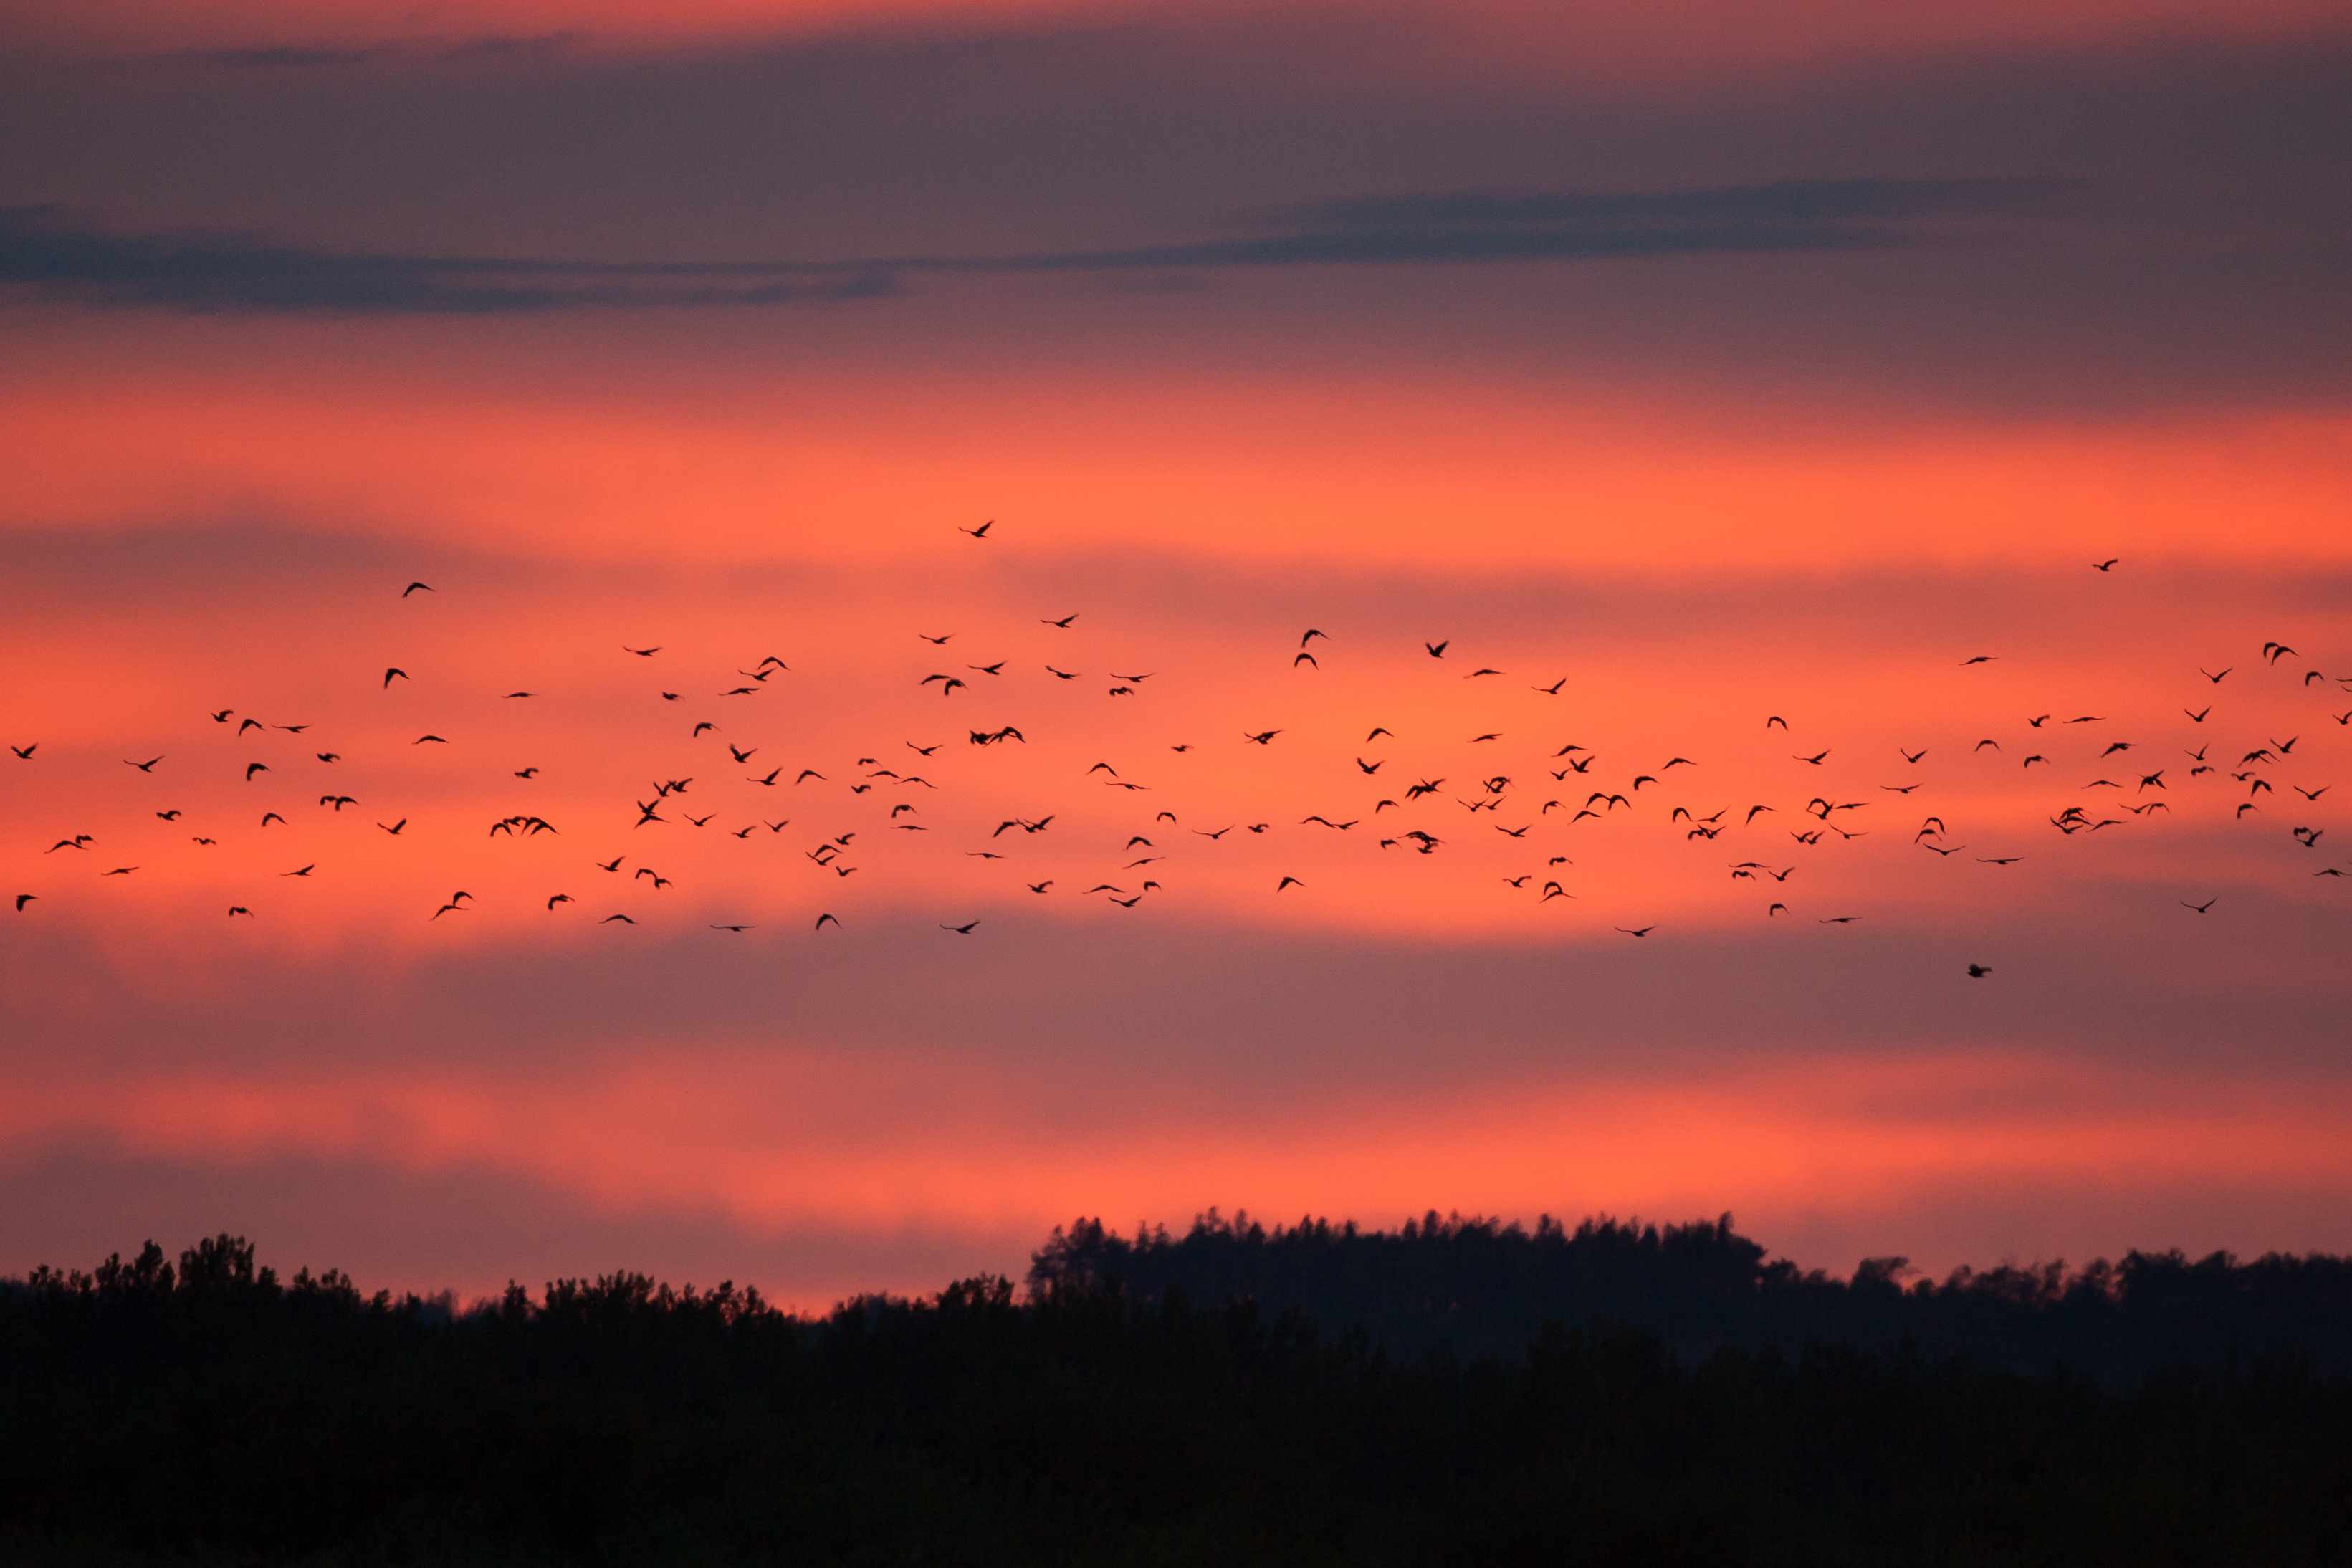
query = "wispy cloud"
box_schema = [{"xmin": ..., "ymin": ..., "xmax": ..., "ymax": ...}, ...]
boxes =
[
  {"xmin": 155, "ymin": 32, "xmax": 585, "ymax": 71},
  {"xmin": 0, "ymin": 178, "xmax": 2069, "ymax": 315},
  {"xmin": 0, "ymin": 204, "xmax": 900, "ymax": 314}
]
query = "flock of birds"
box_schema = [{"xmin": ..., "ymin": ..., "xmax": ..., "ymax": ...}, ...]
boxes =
[{"xmin": 8, "ymin": 530, "xmax": 2350, "ymax": 978}]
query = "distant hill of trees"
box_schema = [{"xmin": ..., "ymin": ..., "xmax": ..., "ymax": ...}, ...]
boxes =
[
  {"xmin": 1031, "ymin": 1208, "xmax": 2352, "ymax": 1378},
  {"xmin": 4, "ymin": 1216, "xmax": 2349, "ymax": 1565}
]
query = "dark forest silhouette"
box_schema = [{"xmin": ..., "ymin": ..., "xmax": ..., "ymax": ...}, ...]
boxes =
[
  {"xmin": 1031, "ymin": 1209, "xmax": 2352, "ymax": 1377},
  {"xmin": 5, "ymin": 1215, "xmax": 2351, "ymax": 1564}
]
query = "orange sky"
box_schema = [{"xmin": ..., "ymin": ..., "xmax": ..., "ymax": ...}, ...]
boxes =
[{"xmin": 4, "ymin": 0, "xmax": 2349, "ymax": 1305}]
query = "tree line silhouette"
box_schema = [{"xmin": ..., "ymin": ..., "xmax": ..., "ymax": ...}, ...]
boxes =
[
  {"xmin": 1031, "ymin": 1209, "xmax": 2352, "ymax": 1378},
  {"xmin": 4, "ymin": 1215, "xmax": 2348, "ymax": 1564}
]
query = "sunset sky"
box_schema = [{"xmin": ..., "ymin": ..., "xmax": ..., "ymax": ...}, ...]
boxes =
[{"xmin": 4, "ymin": 0, "xmax": 2350, "ymax": 1307}]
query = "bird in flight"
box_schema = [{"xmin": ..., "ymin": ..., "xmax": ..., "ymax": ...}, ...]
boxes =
[
  {"xmin": 11, "ymin": 553, "xmax": 2331, "ymax": 979},
  {"xmin": 402, "ymin": 581, "xmax": 434, "ymax": 597}
]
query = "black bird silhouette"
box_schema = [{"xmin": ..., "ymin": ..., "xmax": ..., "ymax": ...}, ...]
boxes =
[
  {"xmin": 125, "ymin": 755, "xmax": 163, "ymax": 772},
  {"xmin": 623, "ymin": 645, "xmax": 661, "ymax": 656},
  {"xmin": 402, "ymin": 581, "xmax": 434, "ymax": 596},
  {"xmin": 383, "ymin": 668, "xmax": 408, "ymax": 687},
  {"xmin": 1967, "ymin": 963, "xmax": 1992, "ymax": 977},
  {"xmin": 960, "ymin": 520, "xmax": 993, "ymax": 539},
  {"xmin": 814, "ymin": 912, "xmax": 841, "ymax": 929},
  {"xmin": 1616, "ymin": 926, "xmax": 1655, "ymax": 937},
  {"xmin": 2181, "ymin": 897, "xmax": 2217, "ymax": 914},
  {"xmin": 942, "ymin": 921, "xmax": 980, "ymax": 934},
  {"xmin": 1425, "ymin": 640, "xmax": 1448, "ymax": 657}
]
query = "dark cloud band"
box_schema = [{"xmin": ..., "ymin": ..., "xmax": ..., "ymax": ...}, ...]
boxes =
[{"xmin": 0, "ymin": 177, "xmax": 2066, "ymax": 315}]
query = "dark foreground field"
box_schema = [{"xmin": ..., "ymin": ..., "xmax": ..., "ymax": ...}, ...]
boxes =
[{"xmin": 5, "ymin": 1213, "xmax": 2349, "ymax": 1565}]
